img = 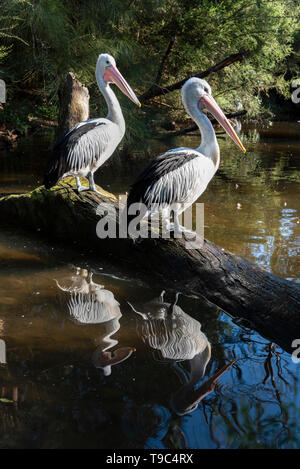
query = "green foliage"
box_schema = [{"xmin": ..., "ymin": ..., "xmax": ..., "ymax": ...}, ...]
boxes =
[
  {"xmin": 0, "ymin": 102, "xmax": 33, "ymax": 134},
  {"xmin": 34, "ymin": 104, "xmax": 58, "ymax": 121},
  {"xmin": 0, "ymin": 0, "xmax": 299, "ymax": 139}
]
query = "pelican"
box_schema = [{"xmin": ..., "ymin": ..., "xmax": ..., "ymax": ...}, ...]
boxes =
[
  {"xmin": 55, "ymin": 268, "xmax": 134, "ymax": 375},
  {"xmin": 44, "ymin": 53, "xmax": 141, "ymax": 193},
  {"xmin": 126, "ymin": 77, "xmax": 246, "ymax": 233},
  {"xmin": 129, "ymin": 291, "xmax": 234, "ymax": 415},
  {"xmin": 129, "ymin": 291, "xmax": 211, "ymax": 363}
]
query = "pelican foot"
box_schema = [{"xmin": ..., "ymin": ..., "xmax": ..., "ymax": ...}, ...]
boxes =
[
  {"xmin": 166, "ymin": 222, "xmax": 185, "ymax": 233},
  {"xmin": 77, "ymin": 185, "xmax": 90, "ymax": 192},
  {"xmin": 182, "ymin": 227, "xmax": 197, "ymax": 236},
  {"xmin": 90, "ymin": 187, "xmax": 106, "ymax": 196},
  {"xmin": 182, "ymin": 228, "xmax": 199, "ymax": 244},
  {"xmin": 166, "ymin": 223, "xmax": 198, "ymax": 240},
  {"xmin": 77, "ymin": 185, "xmax": 105, "ymax": 196}
]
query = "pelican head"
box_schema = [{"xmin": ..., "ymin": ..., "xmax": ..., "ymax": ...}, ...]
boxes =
[
  {"xmin": 96, "ymin": 53, "xmax": 141, "ymax": 107},
  {"xmin": 181, "ymin": 77, "xmax": 246, "ymax": 153}
]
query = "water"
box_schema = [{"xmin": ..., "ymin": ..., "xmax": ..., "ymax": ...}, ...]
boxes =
[{"xmin": 0, "ymin": 124, "xmax": 299, "ymax": 449}]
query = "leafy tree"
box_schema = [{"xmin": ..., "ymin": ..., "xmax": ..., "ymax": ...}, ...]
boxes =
[{"xmin": 0, "ymin": 0, "xmax": 299, "ymax": 139}]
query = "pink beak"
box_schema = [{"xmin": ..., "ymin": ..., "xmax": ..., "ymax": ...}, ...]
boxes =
[
  {"xmin": 200, "ymin": 94, "xmax": 246, "ymax": 153},
  {"xmin": 103, "ymin": 65, "xmax": 141, "ymax": 107}
]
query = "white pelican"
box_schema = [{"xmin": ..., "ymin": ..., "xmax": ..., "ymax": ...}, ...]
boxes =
[
  {"xmin": 129, "ymin": 291, "xmax": 211, "ymax": 364},
  {"xmin": 56, "ymin": 268, "xmax": 134, "ymax": 375},
  {"xmin": 126, "ymin": 77, "xmax": 246, "ymax": 233},
  {"xmin": 44, "ymin": 53, "xmax": 141, "ymax": 193},
  {"xmin": 129, "ymin": 291, "xmax": 234, "ymax": 415}
]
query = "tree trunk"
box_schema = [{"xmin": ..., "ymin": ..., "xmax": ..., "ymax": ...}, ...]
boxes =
[
  {"xmin": 57, "ymin": 72, "xmax": 90, "ymax": 137},
  {"xmin": 0, "ymin": 181, "xmax": 299, "ymax": 355}
]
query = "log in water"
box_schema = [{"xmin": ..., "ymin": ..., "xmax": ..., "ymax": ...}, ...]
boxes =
[{"xmin": 0, "ymin": 180, "xmax": 299, "ymax": 355}]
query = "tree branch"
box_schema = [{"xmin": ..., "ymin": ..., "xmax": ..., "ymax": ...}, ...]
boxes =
[
  {"xmin": 155, "ymin": 36, "xmax": 177, "ymax": 86},
  {"xmin": 158, "ymin": 110, "xmax": 247, "ymax": 138},
  {"xmin": 140, "ymin": 50, "xmax": 249, "ymax": 102}
]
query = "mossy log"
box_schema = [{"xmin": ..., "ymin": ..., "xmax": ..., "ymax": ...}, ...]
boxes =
[{"xmin": 0, "ymin": 180, "xmax": 299, "ymax": 354}]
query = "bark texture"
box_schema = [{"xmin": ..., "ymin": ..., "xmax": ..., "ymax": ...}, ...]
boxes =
[{"xmin": 57, "ymin": 72, "xmax": 90, "ymax": 137}]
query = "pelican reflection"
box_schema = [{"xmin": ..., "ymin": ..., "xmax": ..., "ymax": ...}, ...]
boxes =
[
  {"xmin": 56, "ymin": 268, "xmax": 134, "ymax": 375},
  {"xmin": 129, "ymin": 291, "xmax": 234, "ymax": 415}
]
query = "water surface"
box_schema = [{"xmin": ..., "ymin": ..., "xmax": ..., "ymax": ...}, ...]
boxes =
[{"xmin": 0, "ymin": 123, "xmax": 299, "ymax": 448}]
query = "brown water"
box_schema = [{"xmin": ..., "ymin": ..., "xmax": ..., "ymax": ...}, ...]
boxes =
[{"xmin": 0, "ymin": 124, "xmax": 299, "ymax": 449}]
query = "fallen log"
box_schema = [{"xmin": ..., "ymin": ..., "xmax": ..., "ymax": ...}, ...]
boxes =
[{"xmin": 0, "ymin": 181, "xmax": 299, "ymax": 355}]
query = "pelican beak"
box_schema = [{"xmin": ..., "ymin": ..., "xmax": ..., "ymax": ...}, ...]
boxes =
[
  {"xmin": 93, "ymin": 346, "xmax": 136, "ymax": 369},
  {"xmin": 199, "ymin": 94, "xmax": 246, "ymax": 153},
  {"xmin": 104, "ymin": 65, "xmax": 141, "ymax": 107},
  {"xmin": 171, "ymin": 360, "xmax": 236, "ymax": 416}
]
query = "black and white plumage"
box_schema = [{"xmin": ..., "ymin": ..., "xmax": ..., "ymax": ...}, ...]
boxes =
[
  {"xmin": 126, "ymin": 77, "xmax": 246, "ymax": 233},
  {"xmin": 55, "ymin": 268, "xmax": 122, "ymax": 324},
  {"xmin": 126, "ymin": 149, "xmax": 215, "ymax": 227},
  {"xmin": 128, "ymin": 291, "xmax": 234, "ymax": 415},
  {"xmin": 129, "ymin": 291, "xmax": 211, "ymax": 363},
  {"xmin": 44, "ymin": 53, "xmax": 140, "ymax": 193},
  {"xmin": 55, "ymin": 268, "xmax": 134, "ymax": 376}
]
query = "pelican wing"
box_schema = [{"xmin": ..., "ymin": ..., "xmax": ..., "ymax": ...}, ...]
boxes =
[
  {"xmin": 127, "ymin": 150, "xmax": 201, "ymax": 209},
  {"xmin": 43, "ymin": 118, "xmax": 116, "ymax": 188}
]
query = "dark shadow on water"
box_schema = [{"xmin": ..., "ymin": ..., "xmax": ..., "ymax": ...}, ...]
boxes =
[{"xmin": 0, "ymin": 266, "xmax": 299, "ymax": 449}]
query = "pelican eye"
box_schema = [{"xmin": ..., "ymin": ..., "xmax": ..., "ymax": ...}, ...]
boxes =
[{"xmin": 106, "ymin": 60, "xmax": 110, "ymax": 65}]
